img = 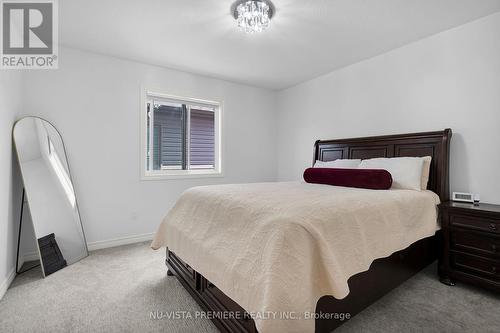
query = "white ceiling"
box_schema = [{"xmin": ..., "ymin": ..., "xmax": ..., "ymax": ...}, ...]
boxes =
[{"xmin": 60, "ymin": 0, "xmax": 500, "ymax": 90}]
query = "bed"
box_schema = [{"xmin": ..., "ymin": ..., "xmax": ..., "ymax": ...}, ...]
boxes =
[{"xmin": 152, "ymin": 129, "xmax": 452, "ymax": 333}]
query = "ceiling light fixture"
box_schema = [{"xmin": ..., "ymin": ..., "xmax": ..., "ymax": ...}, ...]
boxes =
[{"xmin": 231, "ymin": 0, "xmax": 275, "ymax": 33}]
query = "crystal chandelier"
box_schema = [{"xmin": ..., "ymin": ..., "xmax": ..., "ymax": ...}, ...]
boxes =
[{"xmin": 232, "ymin": 0, "xmax": 275, "ymax": 33}]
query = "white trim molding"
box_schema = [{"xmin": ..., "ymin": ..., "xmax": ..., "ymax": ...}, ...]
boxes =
[
  {"xmin": 0, "ymin": 268, "xmax": 16, "ymax": 301},
  {"xmin": 87, "ymin": 232, "xmax": 155, "ymax": 251},
  {"xmin": 140, "ymin": 88, "xmax": 224, "ymax": 180},
  {"xmin": 17, "ymin": 251, "xmax": 40, "ymax": 271},
  {"xmin": 0, "ymin": 233, "xmax": 156, "ymax": 300}
]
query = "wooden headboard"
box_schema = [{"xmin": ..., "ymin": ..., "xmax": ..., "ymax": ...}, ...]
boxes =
[{"xmin": 313, "ymin": 129, "xmax": 452, "ymax": 201}]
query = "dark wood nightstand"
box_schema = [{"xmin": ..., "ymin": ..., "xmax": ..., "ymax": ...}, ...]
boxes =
[{"xmin": 438, "ymin": 201, "xmax": 500, "ymax": 292}]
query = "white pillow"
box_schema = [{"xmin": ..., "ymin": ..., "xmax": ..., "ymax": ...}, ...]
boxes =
[
  {"xmin": 421, "ymin": 156, "xmax": 432, "ymax": 190},
  {"xmin": 314, "ymin": 159, "xmax": 361, "ymax": 169},
  {"xmin": 359, "ymin": 157, "xmax": 424, "ymax": 190}
]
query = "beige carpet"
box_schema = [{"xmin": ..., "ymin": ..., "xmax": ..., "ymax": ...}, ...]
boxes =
[
  {"xmin": 0, "ymin": 242, "xmax": 217, "ymax": 333},
  {"xmin": 1, "ymin": 242, "xmax": 499, "ymax": 333}
]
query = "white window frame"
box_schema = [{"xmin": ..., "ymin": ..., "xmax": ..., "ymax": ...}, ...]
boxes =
[{"xmin": 140, "ymin": 89, "xmax": 223, "ymax": 180}]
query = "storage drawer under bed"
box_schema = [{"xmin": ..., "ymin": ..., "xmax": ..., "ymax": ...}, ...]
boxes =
[{"xmin": 167, "ymin": 250, "xmax": 198, "ymax": 289}]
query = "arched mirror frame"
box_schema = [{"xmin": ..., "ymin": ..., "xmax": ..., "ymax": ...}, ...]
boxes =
[{"xmin": 13, "ymin": 116, "xmax": 88, "ymax": 277}]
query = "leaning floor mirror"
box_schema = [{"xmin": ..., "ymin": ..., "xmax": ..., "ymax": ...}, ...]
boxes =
[{"xmin": 13, "ymin": 117, "xmax": 88, "ymax": 277}]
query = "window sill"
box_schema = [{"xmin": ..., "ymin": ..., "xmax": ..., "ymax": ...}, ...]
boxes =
[{"xmin": 141, "ymin": 170, "xmax": 224, "ymax": 181}]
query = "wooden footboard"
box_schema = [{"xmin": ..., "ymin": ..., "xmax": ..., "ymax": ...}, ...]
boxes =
[{"xmin": 165, "ymin": 233, "xmax": 438, "ymax": 333}]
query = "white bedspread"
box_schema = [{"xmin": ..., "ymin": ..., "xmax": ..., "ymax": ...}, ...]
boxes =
[{"xmin": 152, "ymin": 181, "xmax": 440, "ymax": 333}]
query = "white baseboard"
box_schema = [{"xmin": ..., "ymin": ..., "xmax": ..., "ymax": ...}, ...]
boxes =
[
  {"xmin": 22, "ymin": 251, "xmax": 40, "ymax": 262},
  {"xmin": 18, "ymin": 232, "xmax": 155, "ymax": 260},
  {"xmin": 0, "ymin": 233, "xmax": 154, "ymax": 301},
  {"xmin": 0, "ymin": 268, "xmax": 16, "ymax": 301},
  {"xmin": 87, "ymin": 232, "xmax": 154, "ymax": 251},
  {"xmin": 17, "ymin": 251, "xmax": 39, "ymax": 270}
]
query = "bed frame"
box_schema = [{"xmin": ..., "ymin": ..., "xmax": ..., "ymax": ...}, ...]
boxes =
[{"xmin": 166, "ymin": 129, "xmax": 452, "ymax": 332}]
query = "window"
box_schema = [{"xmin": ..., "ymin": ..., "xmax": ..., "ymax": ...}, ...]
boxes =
[{"xmin": 142, "ymin": 92, "xmax": 222, "ymax": 179}]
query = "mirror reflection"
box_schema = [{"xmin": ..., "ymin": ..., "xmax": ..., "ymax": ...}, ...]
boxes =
[{"xmin": 13, "ymin": 117, "xmax": 88, "ymax": 276}]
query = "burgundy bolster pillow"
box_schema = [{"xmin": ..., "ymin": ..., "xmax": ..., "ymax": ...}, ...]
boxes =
[{"xmin": 303, "ymin": 168, "xmax": 392, "ymax": 190}]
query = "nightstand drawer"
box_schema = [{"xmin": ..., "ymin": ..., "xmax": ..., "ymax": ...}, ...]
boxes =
[
  {"xmin": 440, "ymin": 202, "xmax": 500, "ymax": 292},
  {"xmin": 451, "ymin": 252, "xmax": 500, "ymax": 281},
  {"xmin": 450, "ymin": 215, "xmax": 500, "ymax": 234},
  {"xmin": 450, "ymin": 229, "xmax": 500, "ymax": 258}
]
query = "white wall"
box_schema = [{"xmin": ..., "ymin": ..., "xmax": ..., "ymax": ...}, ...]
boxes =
[
  {"xmin": 276, "ymin": 12, "xmax": 500, "ymax": 204},
  {"xmin": 4, "ymin": 11, "xmax": 500, "ymax": 296},
  {"xmin": 20, "ymin": 47, "xmax": 277, "ymax": 245},
  {"xmin": 0, "ymin": 71, "xmax": 23, "ymax": 298}
]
